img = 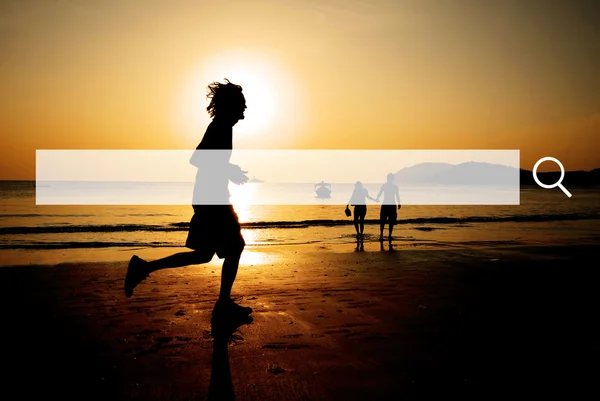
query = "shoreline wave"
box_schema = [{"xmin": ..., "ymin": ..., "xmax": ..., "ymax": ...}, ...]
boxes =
[{"xmin": 0, "ymin": 213, "xmax": 598, "ymax": 235}]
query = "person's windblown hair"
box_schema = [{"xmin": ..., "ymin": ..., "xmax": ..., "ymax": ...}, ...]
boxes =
[{"xmin": 206, "ymin": 78, "xmax": 243, "ymax": 118}]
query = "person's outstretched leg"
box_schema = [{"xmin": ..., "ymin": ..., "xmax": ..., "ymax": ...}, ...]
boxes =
[
  {"xmin": 359, "ymin": 216, "xmax": 365, "ymax": 236},
  {"xmin": 213, "ymin": 252, "xmax": 252, "ymax": 317},
  {"xmin": 388, "ymin": 224, "xmax": 393, "ymax": 242},
  {"xmin": 353, "ymin": 218, "xmax": 360, "ymax": 236},
  {"xmin": 146, "ymin": 250, "xmax": 212, "ymax": 273},
  {"xmin": 125, "ymin": 250, "xmax": 212, "ymax": 297},
  {"xmin": 218, "ymin": 255, "xmax": 240, "ymax": 302},
  {"xmin": 211, "ymin": 205, "xmax": 251, "ymax": 317}
]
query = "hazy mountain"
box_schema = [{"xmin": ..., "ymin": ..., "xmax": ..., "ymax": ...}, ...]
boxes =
[
  {"xmin": 430, "ymin": 162, "xmax": 518, "ymax": 185},
  {"xmin": 394, "ymin": 162, "xmax": 518, "ymax": 186},
  {"xmin": 393, "ymin": 162, "xmax": 454, "ymax": 183},
  {"xmin": 394, "ymin": 162, "xmax": 600, "ymax": 186}
]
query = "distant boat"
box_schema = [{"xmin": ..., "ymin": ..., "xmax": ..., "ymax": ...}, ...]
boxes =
[
  {"xmin": 248, "ymin": 176, "xmax": 264, "ymax": 183},
  {"xmin": 314, "ymin": 181, "xmax": 331, "ymax": 198}
]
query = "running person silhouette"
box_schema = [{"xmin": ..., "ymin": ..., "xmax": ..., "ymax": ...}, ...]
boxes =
[{"xmin": 125, "ymin": 79, "xmax": 252, "ymax": 318}]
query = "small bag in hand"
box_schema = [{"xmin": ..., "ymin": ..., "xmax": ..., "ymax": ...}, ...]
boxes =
[{"xmin": 345, "ymin": 204, "xmax": 351, "ymax": 217}]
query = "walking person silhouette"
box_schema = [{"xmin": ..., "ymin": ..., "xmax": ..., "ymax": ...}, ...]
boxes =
[
  {"xmin": 124, "ymin": 79, "xmax": 252, "ymax": 318},
  {"xmin": 376, "ymin": 173, "xmax": 401, "ymax": 243},
  {"xmin": 347, "ymin": 181, "xmax": 378, "ymax": 238}
]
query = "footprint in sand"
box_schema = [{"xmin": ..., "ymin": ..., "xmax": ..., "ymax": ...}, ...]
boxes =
[
  {"xmin": 323, "ymin": 329, "xmax": 351, "ymax": 334},
  {"xmin": 267, "ymin": 364, "xmax": 286, "ymax": 374},
  {"xmin": 135, "ymin": 329, "xmax": 161, "ymax": 337},
  {"xmin": 262, "ymin": 342, "xmax": 310, "ymax": 350},
  {"xmin": 281, "ymin": 333, "xmax": 303, "ymax": 339},
  {"xmin": 344, "ymin": 332, "xmax": 387, "ymax": 342},
  {"xmin": 341, "ymin": 323, "xmax": 373, "ymax": 328}
]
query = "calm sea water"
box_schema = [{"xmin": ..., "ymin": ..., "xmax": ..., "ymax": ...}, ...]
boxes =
[
  {"xmin": 1, "ymin": 181, "xmax": 599, "ymax": 265},
  {"xmin": 34, "ymin": 180, "xmax": 519, "ymax": 205}
]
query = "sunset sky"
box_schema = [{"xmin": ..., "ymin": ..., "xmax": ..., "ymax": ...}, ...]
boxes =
[{"xmin": 1, "ymin": 0, "xmax": 599, "ymax": 180}]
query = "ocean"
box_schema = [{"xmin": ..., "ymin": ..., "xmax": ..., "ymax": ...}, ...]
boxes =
[{"xmin": 1, "ymin": 180, "xmax": 599, "ymax": 266}]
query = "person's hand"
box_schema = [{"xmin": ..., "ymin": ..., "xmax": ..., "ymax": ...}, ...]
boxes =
[{"xmin": 229, "ymin": 164, "xmax": 249, "ymax": 185}]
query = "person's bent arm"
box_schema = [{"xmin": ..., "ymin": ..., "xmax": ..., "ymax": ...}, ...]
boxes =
[
  {"xmin": 348, "ymin": 189, "xmax": 355, "ymax": 205},
  {"xmin": 376, "ymin": 187, "xmax": 383, "ymax": 202},
  {"xmin": 228, "ymin": 163, "xmax": 248, "ymax": 185}
]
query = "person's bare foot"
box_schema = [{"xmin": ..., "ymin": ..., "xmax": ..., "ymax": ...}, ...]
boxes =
[
  {"xmin": 212, "ymin": 298, "xmax": 253, "ymax": 318},
  {"xmin": 124, "ymin": 255, "xmax": 149, "ymax": 297}
]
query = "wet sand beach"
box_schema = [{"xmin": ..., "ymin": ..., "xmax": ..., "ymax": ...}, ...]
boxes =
[{"xmin": 2, "ymin": 243, "xmax": 599, "ymax": 400}]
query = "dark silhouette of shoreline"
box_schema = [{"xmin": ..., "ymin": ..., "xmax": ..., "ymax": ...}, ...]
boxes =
[{"xmin": 519, "ymin": 168, "xmax": 600, "ymax": 187}]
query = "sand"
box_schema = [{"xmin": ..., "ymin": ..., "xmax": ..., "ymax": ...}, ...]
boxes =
[{"xmin": 2, "ymin": 242, "xmax": 599, "ymax": 400}]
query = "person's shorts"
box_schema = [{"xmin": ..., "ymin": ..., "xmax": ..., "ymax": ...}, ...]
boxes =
[
  {"xmin": 353, "ymin": 205, "xmax": 367, "ymax": 219},
  {"xmin": 185, "ymin": 204, "xmax": 245, "ymax": 259},
  {"xmin": 380, "ymin": 205, "xmax": 397, "ymax": 224}
]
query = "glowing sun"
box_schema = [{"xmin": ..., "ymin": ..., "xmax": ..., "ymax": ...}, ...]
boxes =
[{"xmin": 175, "ymin": 50, "xmax": 281, "ymax": 141}]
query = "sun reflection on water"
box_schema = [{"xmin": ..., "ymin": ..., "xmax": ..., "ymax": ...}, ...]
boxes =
[
  {"xmin": 230, "ymin": 183, "xmax": 258, "ymax": 222},
  {"xmin": 240, "ymin": 248, "xmax": 273, "ymax": 266}
]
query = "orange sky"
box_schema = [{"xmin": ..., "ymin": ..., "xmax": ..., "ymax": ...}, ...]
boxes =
[{"xmin": 1, "ymin": 0, "xmax": 599, "ymax": 179}]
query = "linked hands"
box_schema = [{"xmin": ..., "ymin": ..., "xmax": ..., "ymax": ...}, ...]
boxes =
[
  {"xmin": 229, "ymin": 164, "xmax": 249, "ymax": 185},
  {"xmin": 373, "ymin": 197, "xmax": 400, "ymax": 208}
]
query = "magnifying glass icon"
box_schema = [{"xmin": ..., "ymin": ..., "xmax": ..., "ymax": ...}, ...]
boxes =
[{"xmin": 532, "ymin": 157, "xmax": 572, "ymax": 198}]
